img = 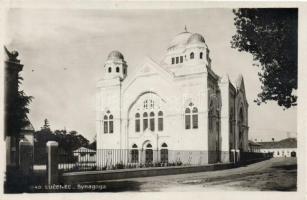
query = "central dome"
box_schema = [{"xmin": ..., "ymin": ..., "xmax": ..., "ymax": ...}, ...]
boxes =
[
  {"xmin": 168, "ymin": 31, "xmax": 192, "ymax": 50},
  {"xmin": 167, "ymin": 31, "xmax": 206, "ymax": 51},
  {"xmin": 187, "ymin": 33, "xmax": 206, "ymax": 44},
  {"xmin": 107, "ymin": 50, "xmax": 124, "ymax": 60}
]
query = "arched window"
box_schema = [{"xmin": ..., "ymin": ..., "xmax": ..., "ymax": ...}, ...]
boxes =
[
  {"xmin": 108, "ymin": 67, "xmax": 112, "ymax": 73},
  {"xmin": 131, "ymin": 144, "xmax": 138, "ymax": 163},
  {"xmin": 190, "ymin": 52, "xmax": 194, "ymax": 59},
  {"xmin": 192, "ymin": 107, "xmax": 198, "ymax": 129},
  {"xmin": 144, "ymin": 100, "xmax": 148, "ymax": 109},
  {"xmin": 135, "ymin": 113, "xmax": 140, "ymax": 132},
  {"xmin": 143, "ymin": 112, "xmax": 148, "ymax": 131},
  {"xmin": 185, "ymin": 103, "xmax": 198, "ymax": 130},
  {"xmin": 158, "ymin": 111, "xmax": 163, "ymax": 131},
  {"xmin": 103, "ymin": 110, "xmax": 113, "ymax": 134},
  {"xmin": 185, "ymin": 108, "xmax": 191, "ymax": 129},
  {"xmin": 200, "ymin": 52, "xmax": 203, "ymax": 59},
  {"xmin": 116, "ymin": 67, "xmax": 120, "ymax": 73},
  {"xmin": 103, "ymin": 115, "xmax": 108, "ymax": 134},
  {"xmin": 109, "ymin": 114, "xmax": 114, "ymax": 133},
  {"xmin": 150, "ymin": 112, "xmax": 155, "ymax": 131},
  {"xmin": 149, "ymin": 100, "xmax": 154, "ymax": 109},
  {"xmin": 161, "ymin": 143, "xmax": 168, "ymax": 163}
]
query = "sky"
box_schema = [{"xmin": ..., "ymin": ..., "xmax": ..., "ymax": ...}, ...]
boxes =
[{"xmin": 5, "ymin": 8, "xmax": 297, "ymax": 142}]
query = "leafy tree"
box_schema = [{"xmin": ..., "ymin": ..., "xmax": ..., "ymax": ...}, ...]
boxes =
[
  {"xmin": 34, "ymin": 120, "xmax": 91, "ymax": 164},
  {"xmin": 88, "ymin": 136, "xmax": 97, "ymax": 150},
  {"xmin": 231, "ymin": 8, "xmax": 297, "ymax": 108}
]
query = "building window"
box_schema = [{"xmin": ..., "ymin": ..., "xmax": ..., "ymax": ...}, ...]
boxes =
[
  {"xmin": 161, "ymin": 143, "xmax": 168, "ymax": 163},
  {"xmin": 185, "ymin": 103, "xmax": 198, "ymax": 130},
  {"xmin": 192, "ymin": 107, "xmax": 198, "ymax": 129},
  {"xmin": 200, "ymin": 52, "xmax": 203, "ymax": 59},
  {"xmin": 131, "ymin": 144, "xmax": 139, "ymax": 163},
  {"xmin": 135, "ymin": 113, "xmax": 140, "ymax": 132},
  {"xmin": 185, "ymin": 108, "xmax": 191, "ymax": 129},
  {"xmin": 149, "ymin": 100, "xmax": 154, "ymax": 109},
  {"xmin": 180, "ymin": 56, "xmax": 183, "ymax": 63},
  {"xmin": 158, "ymin": 111, "xmax": 163, "ymax": 131},
  {"xmin": 108, "ymin": 67, "xmax": 112, "ymax": 73},
  {"xmin": 143, "ymin": 112, "xmax": 148, "ymax": 131},
  {"xmin": 190, "ymin": 52, "xmax": 194, "ymax": 59},
  {"xmin": 109, "ymin": 114, "xmax": 113, "ymax": 133},
  {"xmin": 123, "ymin": 68, "xmax": 126, "ymax": 74},
  {"xmin": 150, "ymin": 112, "xmax": 155, "ymax": 131},
  {"xmin": 172, "ymin": 57, "xmax": 175, "ymax": 64},
  {"xmin": 144, "ymin": 100, "xmax": 148, "ymax": 109},
  {"xmin": 116, "ymin": 67, "xmax": 120, "ymax": 73},
  {"xmin": 103, "ymin": 115, "xmax": 108, "ymax": 133},
  {"xmin": 176, "ymin": 57, "xmax": 179, "ymax": 64},
  {"xmin": 103, "ymin": 111, "xmax": 113, "ymax": 134}
]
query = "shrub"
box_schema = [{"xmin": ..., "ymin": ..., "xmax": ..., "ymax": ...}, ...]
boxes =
[{"xmin": 115, "ymin": 162, "xmax": 125, "ymax": 169}]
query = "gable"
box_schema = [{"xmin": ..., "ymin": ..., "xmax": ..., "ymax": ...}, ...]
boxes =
[{"xmin": 122, "ymin": 57, "xmax": 174, "ymax": 92}]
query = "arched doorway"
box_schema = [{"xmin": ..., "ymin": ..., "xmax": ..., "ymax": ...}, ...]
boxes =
[
  {"xmin": 291, "ymin": 151, "xmax": 296, "ymax": 157},
  {"xmin": 145, "ymin": 143, "xmax": 153, "ymax": 163},
  {"xmin": 131, "ymin": 144, "xmax": 139, "ymax": 163},
  {"xmin": 161, "ymin": 143, "xmax": 168, "ymax": 163}
]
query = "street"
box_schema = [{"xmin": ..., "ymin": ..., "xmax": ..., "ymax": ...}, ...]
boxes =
[{"xmin": 92, "ymin": 158, "xmax": 296, "ymax": 192}]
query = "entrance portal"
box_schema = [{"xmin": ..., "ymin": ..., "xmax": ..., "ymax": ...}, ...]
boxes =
[{"xmin": 145, "ymin": 143, "xmax": 153, "ymax": 163}]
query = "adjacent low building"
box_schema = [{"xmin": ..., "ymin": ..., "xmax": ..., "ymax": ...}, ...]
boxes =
[
  {"xmin": 73, "ymin": 147, "xmax": 96, "ymax": 163},
  {"xmin": 258, "ymin": 138, "xmax": 297, "ymax": 158},
  {"xmin": 248, "ymin": 140, "xmax": 261, "ymax": 153}
]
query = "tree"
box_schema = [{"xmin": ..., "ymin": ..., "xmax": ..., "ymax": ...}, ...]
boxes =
[
  {"xmin": 41, "ymin": 118, "xmax": 50, "ymax": 130},
  {"xmin": 231, "ymin": 8, "xmax": 297, "ymax": 108},
  {"xmin": 15, "ymin": 89, "xmax": 33, "ymax": 135},
  {"xmin": 88, "ymin": 136, "xmax": 97, "ymax": 150}
]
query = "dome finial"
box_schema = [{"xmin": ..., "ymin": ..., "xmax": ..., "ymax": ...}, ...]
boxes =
[{"xmin": 184, "ymin": 25, "xmax": 188, "ymax": 32}]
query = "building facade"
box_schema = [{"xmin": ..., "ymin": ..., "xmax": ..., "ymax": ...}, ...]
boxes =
[
  {"xmin": 258, "ymin": 138, "xmax": 297, "ymax": 158},
  {"xmin": 96, "ymin": 29, "xmax": 249, "ymax": 165}
]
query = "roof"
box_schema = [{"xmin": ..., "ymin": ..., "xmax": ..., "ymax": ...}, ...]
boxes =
[
  {"xmin": 107, "ymin": 50, "xmax": 124, "ymax": 60},
  {"xmin": 248, "ymin": 140, "xmax": 261, "ymax": 146},
  {"xmin": 167, "ymin": 31, "xmax": 206, "ymax": 50},
  {"xmin": 258, "ymin": 138, "xmax": 297, "ymax": 149},
  {"xmin": 21, "ymin": 120, "xmax": 35, "ymax": 132},
  {"xmin": 73, "ymin": 147, "xmax": 96, "ymax": 153}
]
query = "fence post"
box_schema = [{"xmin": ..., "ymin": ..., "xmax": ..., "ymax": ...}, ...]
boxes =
[
  {"xmin": 19, "ymin": 140, "xmax": 33, "ymax": 176},
  {"xmin": 236, "ymin": 149, "xmax": 240, "ymax": 163},
  {"xmin": 230, "ymin": 149, "xmax": 236, "ymax": 163},
  {"xmin": 47, "ymin": 141, "xmax": 58, "ymax": 185}
]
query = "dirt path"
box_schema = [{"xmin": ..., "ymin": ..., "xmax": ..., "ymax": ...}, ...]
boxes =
[{"xmin": 96, "ymin": 158, "xmax": 297, "ymax": 192}]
